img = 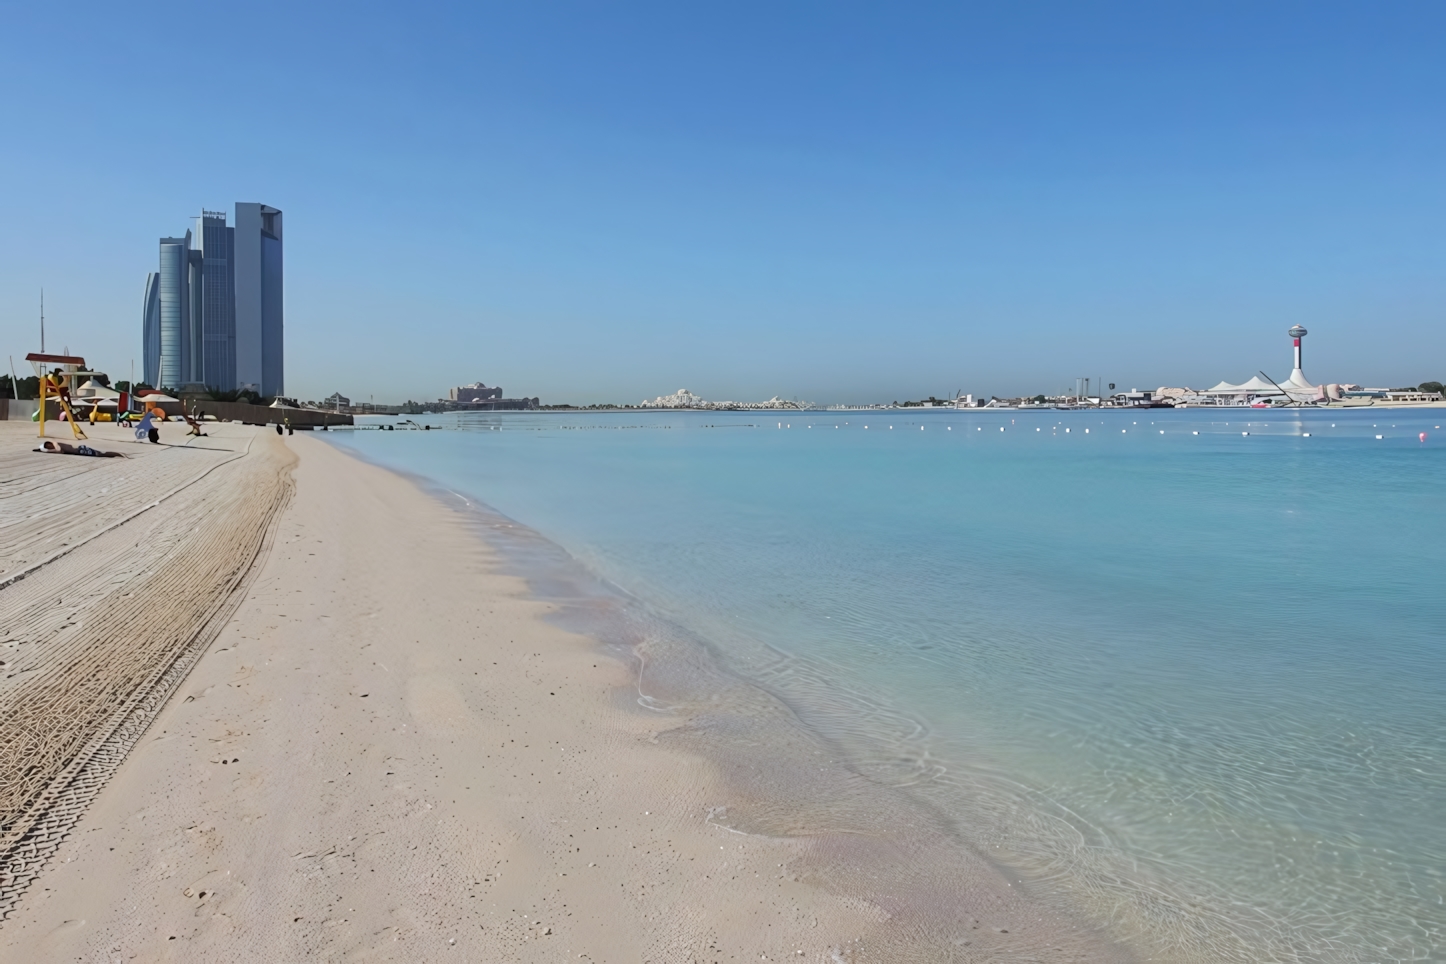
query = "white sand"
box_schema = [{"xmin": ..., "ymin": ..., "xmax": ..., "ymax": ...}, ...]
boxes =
[
  {"xmin": 0, "ymin": 432, "xmax": 898, "ymax": 962},
  {"xmin": 1, "ymin": 427, "xmax": 1125, "ymax": 962}
]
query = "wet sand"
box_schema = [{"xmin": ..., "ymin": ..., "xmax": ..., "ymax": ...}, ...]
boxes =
[{"xmin": 0, "ymin": 424, "xmax": 1127, "ymax": 962}]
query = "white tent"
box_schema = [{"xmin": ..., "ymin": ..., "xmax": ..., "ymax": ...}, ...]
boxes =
[
  {"xmin": 1204, "ymin": 376, "xmax": 1280, "ymax": 394},
  {"xmin": 74, "ymin": 378, "xmax": 121, "ymax": 400}
]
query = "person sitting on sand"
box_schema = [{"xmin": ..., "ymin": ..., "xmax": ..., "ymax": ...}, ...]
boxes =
[
  {"xmin": 36, "ymin": 440, "xmax": 127, "ymax": 458},
  {"xmin": 135, "ymin": 409, "xmax": 161, "ymax": 444}
]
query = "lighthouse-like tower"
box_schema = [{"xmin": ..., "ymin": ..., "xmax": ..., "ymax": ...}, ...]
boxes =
[
  {"xmin": 1280, "ymin": 325, "xmax": 1315, "ymax": 394},
  {"xmin": 1289, "ymin": 325, "xmax": 1307, "ymax": 371}
]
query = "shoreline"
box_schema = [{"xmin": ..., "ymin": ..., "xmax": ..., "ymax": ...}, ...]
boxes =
[
  {"xmin": 1, "ymin": 428, "xmax": 1126, "ymax": 962},
  {"xmin": 326, "ymin": 435, "xmax": 1135, "ymax": 961}
]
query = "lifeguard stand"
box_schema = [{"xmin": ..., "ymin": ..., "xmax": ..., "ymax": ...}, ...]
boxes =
[{"xmin": 26, "ymin": 352, "xmax": 92, "ymax": 440}]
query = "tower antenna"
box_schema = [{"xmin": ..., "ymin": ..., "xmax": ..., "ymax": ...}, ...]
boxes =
[{"xmin": 40, "ymin": 289, "xmax": 45, "ymax": 353}]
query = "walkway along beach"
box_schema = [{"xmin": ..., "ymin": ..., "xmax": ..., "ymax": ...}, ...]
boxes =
[{"xmin": 0, "ymin": 423, "xmax": 1123, "ymax": 962}]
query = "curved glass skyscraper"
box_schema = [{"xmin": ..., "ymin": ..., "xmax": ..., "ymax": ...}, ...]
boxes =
[
  {"xmin": 143, "ymin": 203, "xmax": 282, "ymax": 395},
  {"xmin": 156, "ymin": 234, "xmax": 190, "ymax": 389}
]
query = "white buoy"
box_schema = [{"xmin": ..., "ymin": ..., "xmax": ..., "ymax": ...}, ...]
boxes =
[
  {"xmin": 1192, "ymin": 431, "xmax": 1199, "ymax": 435},
  {"xmin": 1303, "ymin": 432, "xmax": 1312, "ymax": 437},
  {"xmin": 999, "ymin": 426, "xmax": 1005, "ymax": 432},
  {"xmin": 1085, "ymin": 428, "xmax": 1090, "ymax": 433},
  {"xmin": 1159, "ymin": 430, "xmax": 1164, "ymax": 434},
  {"xmin": 1376, "ymin": 434, "xmax": 1384, "ymax": 439},
  {"xmin": 1242, "ymin": 431, "xmax": 1250, "ymax": 436},
  {"xmin": 1121, "ymin": 429, "xmax": 1126, "ymax": 433},
  {"xmin": 920, "ymin": 426, "xmax": 924, "ymax": 430}
]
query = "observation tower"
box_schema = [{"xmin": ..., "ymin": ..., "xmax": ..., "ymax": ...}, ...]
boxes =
[{"xmin": 1280, "ymin": 325, "xmax": 1315, "ymax": 394}]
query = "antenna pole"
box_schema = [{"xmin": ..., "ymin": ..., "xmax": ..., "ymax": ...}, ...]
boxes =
[
  {"xmin": 40, "ymin": 288, "xmax": 45, "ymax": 353},
  {"xmin": 1258, "ymin": 371, "xmax": 1299, "ymax": 407}
]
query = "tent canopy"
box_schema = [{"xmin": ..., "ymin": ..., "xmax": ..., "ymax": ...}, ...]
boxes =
[
  {"xmin": 1205, "ymin": 376, "xmax": 1280, "ymax": 394},
  {"xmin": 75, "ymin": 378, "xmax": 121, "ymax": 399}
]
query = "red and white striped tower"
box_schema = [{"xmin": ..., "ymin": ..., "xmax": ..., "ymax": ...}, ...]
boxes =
[{"xmin": 1281, "ymin": 324, "xmax": 1314, "ymax": 394}]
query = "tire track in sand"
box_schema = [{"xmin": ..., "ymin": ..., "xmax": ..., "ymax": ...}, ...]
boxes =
[{"xmin": 0, "ymin": 426, "xmax": 294, "ymax": 922}]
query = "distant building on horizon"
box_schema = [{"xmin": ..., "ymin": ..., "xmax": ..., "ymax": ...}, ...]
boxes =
[
  {"xmin": 443, "ymin": 382, "xmax": 539, "ymax": 410},
  {"xmin": 450, "ymin": 382, "xmax": 503, "ymax": 403},
  {"xmin": 143, "ymin": 203, "xmax": 283, "ymax": 396}
]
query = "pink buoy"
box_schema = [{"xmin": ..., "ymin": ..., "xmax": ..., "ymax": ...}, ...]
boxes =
[{"xmin": 1421, "ymin": 432, "xmax": 1428, "ymax": 443}]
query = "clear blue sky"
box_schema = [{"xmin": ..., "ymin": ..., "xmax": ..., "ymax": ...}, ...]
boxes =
[{"xmin": 2, "ymin": 2, "xmax": 1442, "ymax": 403}]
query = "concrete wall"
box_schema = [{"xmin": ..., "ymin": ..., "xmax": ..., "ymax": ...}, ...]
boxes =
[
  {"xmin": 1, "ymin": 399, "xmax": 39, "ymax": 420},
  {"xmin": 186, "ymin": 400, "xmax": 351, "ymax": 427}
]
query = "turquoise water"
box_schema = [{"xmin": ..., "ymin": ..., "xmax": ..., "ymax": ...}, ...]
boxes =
[{"xmin": 330, "ymin": 409, "xmax": 1446, "ymax": 962}]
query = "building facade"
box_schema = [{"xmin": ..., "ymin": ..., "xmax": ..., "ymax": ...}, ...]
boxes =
[
  {"xmin": 141, "ymin": 272, "xmax": 161, "ymax": 388},
  {"xmin": 156, "ymin": 233, "xmax": 190, "ymax": 389},
  {"xmin": 144, "ymin": 203, "xmax": 282, "ymax": 394},
  {"xmin": 449, "ymin": 382, "xmax": 504, "ymax": 403},
  {"xmin": 234, "ymin": 203, "xmax": 284, "ymax": 397},
  {"xmin": 198, "ymin": 211, "xmax": 235, "ymax": 391}
]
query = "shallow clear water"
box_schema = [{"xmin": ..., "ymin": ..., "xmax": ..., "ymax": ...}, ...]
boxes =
[{"xmin": 330, "ymin": 408, "xmax": 1446, "ymax": 962}]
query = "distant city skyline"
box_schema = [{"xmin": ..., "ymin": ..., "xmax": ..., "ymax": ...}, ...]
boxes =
[
  {"xmin": 2, "ymin": 3, "xmax": 1443, "ymax": 403},
  {"xmin": 142, "ymin": 204, "xmax": 284, "ymax": 396}
]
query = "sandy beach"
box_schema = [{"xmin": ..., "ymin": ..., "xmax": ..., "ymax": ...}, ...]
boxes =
[{"xmin": 0, "ymin": 421, "xmax": 1124, "ymax": 962}]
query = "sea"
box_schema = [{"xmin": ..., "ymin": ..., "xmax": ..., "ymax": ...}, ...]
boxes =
[{"xmin": 327, "ymin": 407, "xmax": 1445, "ymax": 963}]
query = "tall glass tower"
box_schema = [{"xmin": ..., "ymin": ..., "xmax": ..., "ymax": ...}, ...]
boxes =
[
  {"xmin": 234, "ymin": 203, "xmax": 284, "ymax": 397},
  {"xmin": 144, "ymin": 205, "xmax": 270, "ymax": 393},
  {"xmin": 157, "ymin": 232, "xmax": 191, "ymax": 390},
  {"xmin": 196, "ymin": 211, "xmax": 236, "ymax": 391},
  {"xmin": 142, "ymin": 272, "xmax": 160, "ymax": 388}
]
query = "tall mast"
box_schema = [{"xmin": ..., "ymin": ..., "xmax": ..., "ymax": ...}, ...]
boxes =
[{"xmin": 40, "ymin": 289, "xmax": 45, "ymax": 353}]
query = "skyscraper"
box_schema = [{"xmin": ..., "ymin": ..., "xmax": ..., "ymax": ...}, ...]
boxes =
[
  {"xmin": 144, "ymin": 203, "xmax": 282, "ymax": 394},
  {"xmin": 197, "ymin": 211, "xmax": 235, "ymax": 391},
  {"xmin": 234, "ymin": 203, "xmax": 283, "ymax": 397},
  {"xmin": 156, "ymin": 232, "xmax": 192, "ymax": 390},
  {"xmin": 141, "ymin": 272, "xmax": 160, "ymax": 388}
]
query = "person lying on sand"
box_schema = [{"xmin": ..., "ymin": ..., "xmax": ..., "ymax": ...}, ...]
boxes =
[
  {"xmin": 36, "ymin": 440, "xmax": 127, "ymax": 458},
  {"xmin": 183, "ymin": 412, "xmax": 207, "ymax": 437}
]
